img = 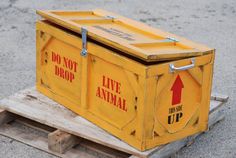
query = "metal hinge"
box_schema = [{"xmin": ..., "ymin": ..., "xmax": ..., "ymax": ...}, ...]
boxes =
[
  {"xmin": 166, "ymin": 37, "xmax": 179, "ymax": 42},
  {"xmin": 106, "ymin": 15, "xmax": 116, "ymax": 20},
  {"xmin": 81, "ymin": 27, "xmax": 87, "ymax": 57}
]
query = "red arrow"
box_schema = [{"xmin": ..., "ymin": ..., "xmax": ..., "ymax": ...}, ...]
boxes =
[{"xmin": 171, "ymin": 75, "xmax": 184, "ymax": 105}]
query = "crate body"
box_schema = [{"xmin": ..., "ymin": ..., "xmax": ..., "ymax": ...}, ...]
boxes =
[
  {"xmin": 36, "ymin": 10, "xmax": 215, "ymax": 151},
  {"xmin": 36, "ymin": 21, "xmax": 214, "ymax": 151}
]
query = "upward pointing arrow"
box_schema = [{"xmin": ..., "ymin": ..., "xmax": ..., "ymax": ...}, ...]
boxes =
[{"xmin": 171, "ymin": 75, "xmax": 184, "ymax": 105}]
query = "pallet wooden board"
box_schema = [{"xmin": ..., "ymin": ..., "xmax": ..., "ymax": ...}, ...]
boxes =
[
  {"xmin": 0, "ymin": 87, "xmax": 228, "ymax": 158},
  {"xmin": 0, "ymin": 118, "xmax": 130, "ymax": 158},
  {"xmin": 0, "ymin": 123, "xmax": 97, "ymax": 158}
]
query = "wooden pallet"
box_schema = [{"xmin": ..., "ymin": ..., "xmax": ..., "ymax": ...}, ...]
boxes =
[{"xmin": 0, "ymin": 87, "xmax": 228, "ymax": 158}]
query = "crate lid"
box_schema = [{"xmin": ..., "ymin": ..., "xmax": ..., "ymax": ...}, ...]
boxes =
[{"xmin": 37, "ymin": 9, "xmax": 213, "ymax": 62}]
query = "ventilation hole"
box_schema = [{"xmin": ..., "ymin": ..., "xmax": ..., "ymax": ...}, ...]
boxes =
[
  {"xmin": 40, "ymin": 79, "xmax": 44, "ymax": 84},
  {"xmin": 40, "ymin": 31, "xmax": 44, "ymax": 38},
  {"xmin": 45, "ymin": 51, "xmax": 48, "ymax": 57},
  {"xmin": 130, "ymin": 130, "xmax": 136, "ymax": 136},
  {"xmin": 193, "ymin": 117, "xmax": 199, "ymax": 126},
  {"xmin": 134, "ymin": 97, "xmax": 138, "ymax": 110},
  {"xmin": 154, "ymin": 131, "xmax": 159, "ymax": 137},
  {"xmin": 135, "ymin": 74, "xmax": 139, "ymax": 82},
  {"xmin": 200, "ymin": 66, "xmax": 204, "ymax": 71},
  {"xmin": 91, "ymin": 57, "xmax": 96, "ymax": 63}
]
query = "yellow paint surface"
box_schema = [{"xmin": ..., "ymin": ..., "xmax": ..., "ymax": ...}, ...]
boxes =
[
  {"xmin": 36, "ymin": 10, "xmax": 215, "ymax": 151},
  {"xmin": 37, "ymin": 9, "xmax": 213, "ymax": 62}
]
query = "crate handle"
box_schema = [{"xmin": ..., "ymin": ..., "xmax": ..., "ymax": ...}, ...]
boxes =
[{"xmin": 169, "ymin": 58, "xmax": 195, "ymax": 73}]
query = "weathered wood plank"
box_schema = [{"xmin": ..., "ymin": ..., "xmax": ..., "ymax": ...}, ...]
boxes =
[
  {"xmin": 0, "ymin": 87, "xmax": 143, "ymax": 156},
  {"xmin": 129, "ymin": 156, "xmax": 139, "ymax": 158},
  {"xmin": 211, "ymin": 93, "xmax": 229, "ymax": 102},
  {"xmin": 81, "ymin": 140, "xmax": 130, "ymax": 158},
  {"xmin": 0, "ymin": 87, "xmax": 228, "ymax": 158},
  {"xmin": 0, "ymin": 109, "xmax": 15, "ymax": 125},
  {"xmin": 0, "ymin": 123, "xmax": 96, "ymax": 158},
  {"xmin": 48, "ymin": 129, "xmax": 81, "ymax": 154},
  {"xmin": 16, "ymin": 116, "xmax": 55, "ymax": 134}
]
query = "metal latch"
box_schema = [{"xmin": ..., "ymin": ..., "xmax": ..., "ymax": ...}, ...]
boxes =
[{"xmin": 81, "ymin": 27, "xmax": 87, "ymax": 57}]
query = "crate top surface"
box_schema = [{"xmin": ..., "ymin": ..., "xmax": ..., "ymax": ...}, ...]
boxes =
[{"xmin": 37, "ymin": 9, "xmax": 213, "ymax": 62}]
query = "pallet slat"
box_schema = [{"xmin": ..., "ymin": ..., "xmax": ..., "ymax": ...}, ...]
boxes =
[
  {"xmin": 211, "ymin": 93, "xmax": 229, "ymax": 102},
  {"xmin": 0, "ymin": 87, "xmax": 143, "ymax": 156},
  {"xmin": 0, "ymin": 123, "xmax": 96, "ymax": 158},
  {"xmin": 0, "ymin": 109, "xmax": 15, "ymax": 125},
  {"xmin": 48, "ymin": 129, "xmax": 82, "ymax": 154},
  {"xmin": 0, "ymin": 87, "xmax": 228, "ymax": 158}
]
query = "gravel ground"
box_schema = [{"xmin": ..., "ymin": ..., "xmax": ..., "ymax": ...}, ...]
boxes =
[{"xmin": 0, "ymin": 0, "xmax": 235, "ymax": 157}]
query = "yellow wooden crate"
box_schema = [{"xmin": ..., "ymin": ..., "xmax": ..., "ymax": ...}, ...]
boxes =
[{"xmin": 36, "ymin": 9, "xmax": 215, "ymax": 151}]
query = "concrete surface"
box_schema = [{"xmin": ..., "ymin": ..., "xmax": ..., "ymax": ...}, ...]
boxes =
[{"xmin": 0, "ymin": 0, "xmax": 235, "ymax": 157}]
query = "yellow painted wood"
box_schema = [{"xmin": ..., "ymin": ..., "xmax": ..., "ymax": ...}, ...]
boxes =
[
  {"xmin": 146, "ymin": 53, "xmax": 213, "ymax": 77},
  {"xmin": 142, "ymin": 77, "xmax": 157, "ymax": 140},
  {"xmin": 36, "ymin": 16, "xmax": 215, "ymax": 151},
  {"xmin": 36, "ymin": 21, "xmax": 146, "ymax": 76},
  {"xmin": 37, "ymin": 9, "xmax": 213, "ymax": 62},
  {"xmin": 80, "ymin": 54, "xmax": 88, "ymax": 110},
  {"xmin": 188, "ymin": 67, "xmax": 203, "ymax": 85},
  {"xmin": 198, "ymin": 51, "xmax": 215, "ymax": 131}
]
